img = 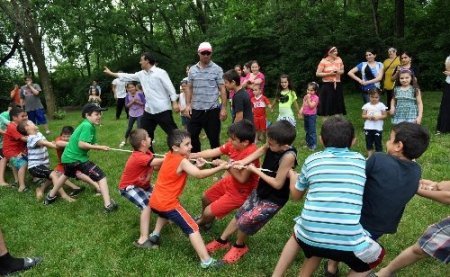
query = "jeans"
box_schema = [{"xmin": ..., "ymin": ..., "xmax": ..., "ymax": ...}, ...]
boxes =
[
  {"xmin": 116, "ymin": 97, "xmax": 129, "ymax": 119},
  {"xmin": 304, "ymin": 114, "xmax": 317, "ymax": 148},
  {"xmin": 124, "ymin": 116, "xmax": 142, "ymax": 139}
]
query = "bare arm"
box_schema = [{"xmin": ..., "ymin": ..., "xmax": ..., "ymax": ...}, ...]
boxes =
[
  {"xmin": 415, "ymin": 89, "xmax": 423, "ymax": 124},
  {"xmin": 289, "ymin": 170, "xmax": 306, "ymax": 201},
  {"xmin": 417, "ymin": 189, "xmax": 450, "ymax": 205},
  {"xmin": 36, "ymin": 140, "xmax": 56, "ymax": 149},
  {"xmin": 247, "ymin": 152, "xmax": 295, "ymax": 190},
  {"xmin": 55, "ymin": 140, "xmax": 68, "ymax": 148},
  {"xmin": 234, "ymin": 143, "xmax": 268, "ymax": 166},
  {"xmin": 78, "ymin": 141, "xmax": 109, "ymax": 151},
  {"xmin": 103, "ymin": 66, "xmax": 120, "ymax": 78},
  {"xmin": 219, "ymin": 84, "xmax": 228, "ymax": 121},
  {"xmin": 179, "ymin": 158, "xmax": 228, "ymax": 178},
  {"xmin": 189, "ymin": 147, "xmax": 222, "ymax": 159},
  {"xmin": 347, "ymin": 66, "xmax": 363, "ymax": 84}
]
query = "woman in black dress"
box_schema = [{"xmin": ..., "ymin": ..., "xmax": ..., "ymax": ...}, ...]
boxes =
[{"xmin": 436, "ymin": 55, "xmax": 450, "ymax": 134}]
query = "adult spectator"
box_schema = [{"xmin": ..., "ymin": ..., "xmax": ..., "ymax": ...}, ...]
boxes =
[
  {"xmin": 89, "ymin": 80, "xmax": 101, "ymax": 96},
  {"xmin": 112, "ymin": 71, "xmax": 129, "ymax": 119},
  {"xmin": 316, "ymin": 46, "xmax": 346, "ymax": 117},
  {"xmin": 9, "ymin": 84, "xmax": 22, "ymax": 107},
  {"xmin": 104, "ymin": 53, "xmax": 179, "ymax": 152},
  {"xmin": 184, "ymin": 42, "xmax": 227, "ymax": 153},
  {"xmin": 436, "ymin": 55, "xmax": 450, "ymax": 134},
  {"xmin": 0, "ymin": 227, "xmax": 42, "ymax": 275},
  {"xmin": 348, "ymin": 48, "xmax": 384, "ymax": 103},
  {"xmin": 392, "ymin": 51, "xmax": 419, "ymax": 84},
  {"xmin": 383, "ymin": 47, "xmax": 401, "ymax": 109},
  {"xmin": 20, "ymin": 76, "xmax": 50, "ymax": 134}
]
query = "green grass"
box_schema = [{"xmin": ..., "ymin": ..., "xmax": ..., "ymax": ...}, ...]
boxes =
[{"xmin": 0, "ymin": 91, "xmax": 448, "ymax": 276}]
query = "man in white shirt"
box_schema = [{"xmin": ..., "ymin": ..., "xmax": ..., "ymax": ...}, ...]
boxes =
[
  {"xmin": 104, "ymin": 53, "xmax": 179, "ymax": 152},
  {"xmin": 112, "ymin": 72, "xmax": 128, "ymax": 119}
]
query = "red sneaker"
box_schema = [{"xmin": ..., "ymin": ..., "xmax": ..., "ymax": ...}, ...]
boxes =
[
  {"xmin": 206, "ymin": 240, "xmax": 231, "ymax": 253},
  {"xmin": 222, "ymin": 245, "xmax": 249, "ymax": 264}
]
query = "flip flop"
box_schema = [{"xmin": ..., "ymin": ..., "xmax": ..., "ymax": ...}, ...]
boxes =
[{"xmin": 133, "ymin": 239, "xmax": 154, "ymax": 249}]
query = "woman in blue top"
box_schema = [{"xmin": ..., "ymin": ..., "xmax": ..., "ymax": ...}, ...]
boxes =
[{"xmin": 348, "ymin": 49, "xmax": 384, "ymax": 103}]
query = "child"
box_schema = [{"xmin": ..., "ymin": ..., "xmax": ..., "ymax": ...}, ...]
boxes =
[
  {"xmin": 179, "ymin": 74, "xmax": 190, "ymax": 130},
  {"xmin": 148, "ymin": 129, "xmax": 229, "ymax": 268},
  {"xmin": 0, "ymin": 104, "xmax": 17, "ymax": 187},
  {"xmin": 390, "ymin": 69, "xmax": 423, "ymax": 124},
  {"xmin": 119, "ymin": 82, "xmax": 145, "ymax": 147},
  {"xmin": 250, "ymin": 84, "xmax": 272, "ymax": 143},
  {"xmin": 376, "ymin": 179, "xmax": 450, "ymax": 276},
  {"xmin": 44, "ymin": 103, "xmax": 118, "ymax": 213},
  {"xmin": 205, "ymin": 120, "xmax": 297, "ymax": 264},
  {"xmin": 118, "ymin": 129, "xmax": 163, "ymax": 248},
  {"xmin": 299, "ymin": 82, "xmax": 320, "ymax": 150},
  {"xmin": 362, "ymin": 88, "xmax": 387, "ymax": 157},
  {"xmin": 54, "ymin": 126, "xmax": 101, "ymax": 196},
  {"xmin": 88, "ymin": 86, "xmax": 101, "ymax": 104},
  {"xmin": 224, "ymin": 69, "xmax": 253, "ymax": 123},
  {"xmin": 272, "ymin": 74, "xmax": 300, "ymax": 127},
  {"xmin": 189, "ymin": 120, "xmax": 259, "ymax": 230},
  {"xmin": 2, "ymin": 106, "xmax": 28, "ymax": 192},
  {"xmin": 273, "ymin": 116, "xmax": 385, "ymax": 277},
  {"xmin": 242, "ymin": 60, "xmax": 265, "ymax": 98},
  {"xmin": 17, "ymin": 120, "xmax": 74, "ymax": 202}
]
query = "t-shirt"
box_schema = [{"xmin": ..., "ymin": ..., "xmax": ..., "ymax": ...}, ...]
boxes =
[
  {"xmin": 125, "ymin": 92, "xmax": 145, "ymax": 118},
  {"xmin": 256, "ymin": 146, "xmax": 297, "ymax": 206},
  {"xmin": 383, "ymin": 57, "xmax": 401, "ymax": 90},
  {"xmin": 245, "ymin": 72, "xmax": 266, "ymax": 97},
  {"xmin": 188, "ymin": 61, "xmax": 224, "ymax": 110},
  {"xmin": 27, "ymin": 132, "xmax": 50, "ymax": 169},
  {"xmin": 232, "ymin": 88, "xmax": 253, "ymax": 123},
  {"xmin": 360, "ymin": 153, "xmax": 421, "ymax": 234},
  {"xmin": 3, "ymin": 122, "xmax": 26, "ymax": 158},
  {"xmin": 62, "ymin": 119, "xmax": 96, "ymax": 164},
  {"xmin": 356, "ymin": 62, "xmax": 384, "ymax": 91},
  {"xmin": 317, "ymin": 57, "xmax": 344, "ymax": 83},
  {"xmin": 302, "ymin": 94, "xmax": 319, "ymax": 115},
  {"xmin": 54, "ymin": 136, "xmax": 65, "ymax": 172},
  {"xmin": 278, "ymin": 90, "xmax": 297, "ymax": 117},
  {"xmin": 112, "ymin": 78, "xmax": 127, "ymax": 98},
  {"xmin": 362, "ymin": 102, "xmax": 387, "ymax": 131},
  {"xmin": 20, "ymin": 83, "xmax": 44, "ymax": 112},
  {"xmin": 219, "ymin": 142, "xmax": 260, "ymax": 193},
  {"xmin": 251, "ymin": 95, "xmax": 270, "ymax": 118},
  {"xmin": 294, "ymin": 147, "xmax": 368, "ymax": 252},
  {"xmin": 119, "ymin": 150, "xmax": 154, "ymax": 190},
  {"xmin": 150, "ymin": 151, "xmax": 187, "ymax": 211}
]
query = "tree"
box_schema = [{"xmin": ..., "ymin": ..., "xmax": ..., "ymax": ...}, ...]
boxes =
[{"xmin": 394, "ymin": 0, "xmax": 404, "ymax": 38}]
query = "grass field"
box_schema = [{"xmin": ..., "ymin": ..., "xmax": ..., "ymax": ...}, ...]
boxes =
[{"xmin": 0, "ymin": 90, "xmax": 449, "ymax": 276}]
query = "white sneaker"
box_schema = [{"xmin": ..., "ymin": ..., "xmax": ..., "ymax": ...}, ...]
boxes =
[{"xmin": 119, "ymin": 141, "xmax": 126, "ymax": 148}]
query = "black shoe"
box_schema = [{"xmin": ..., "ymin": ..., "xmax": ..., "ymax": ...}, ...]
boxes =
[
  {"xmin": 148, "ymin": 234, "xmax": 161, "ymax": 248},
  {"xmin": 68, "ymin": 187, "xmax": 85, "ymax": 197},
  {"xmin": 0, "ymin": 257, "xmax": 42, "ymax": 275},
  {"xmin": 44, "ymin": 194, "xmax": 57, "ymax": 205},
  {"xmin": 104, "ymin": 201, "xmax": 119, "ymax": 213}
]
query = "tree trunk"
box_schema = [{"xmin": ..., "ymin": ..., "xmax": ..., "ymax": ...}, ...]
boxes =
[
  {"xmin": 370, "ymin": 0, "xmax": 380, "ymax": 38},
  {"xmin": 0, "ymin": 34, "xmax": 20, "ymax": 66},
  {"xmin": 395, "ymin": 0, "xmax": 405, "ymax": 38},
  {"xmin": 18, "ymin": 45, "xmax": 28, "ymax": 76}
]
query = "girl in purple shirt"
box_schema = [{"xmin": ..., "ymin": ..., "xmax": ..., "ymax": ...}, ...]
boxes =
[{"xmin": 119, "ymin": 82, "xmax": 145, "ymax": 147}]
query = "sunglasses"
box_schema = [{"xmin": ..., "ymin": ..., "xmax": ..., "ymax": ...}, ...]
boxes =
[{"xmin": 200, "ymin": 51, "xmax": 212, "ymax": 56}]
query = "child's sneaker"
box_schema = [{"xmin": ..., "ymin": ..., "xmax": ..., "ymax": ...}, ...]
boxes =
[
  {"xmin": 200, "ymin": 258, "xmax": 224, "ymax": 269},
  {"xmin": 69, "ymin": 187, "xmax": 85, "ymax": 197},
  {"xmin": 222, "ymin": 244, "xmax": 249, "ymax": 264},
  {"xmin": 148, "ymin": 234, "xmax": 161, "ymax": 248},
  {"xmin": 104, "ymin": 201, "xmax": 119, "ymax": 213},
  {"xmin": 44, "ymin": 194, "xmax": 57, "ymax": 205},
  {"xmin": 119, "ymin": 141, "xmax": 126, "ymax": 148},
  {"xmin": 206, "ymin": 239, "xmax": 231, "ymax": 253}
]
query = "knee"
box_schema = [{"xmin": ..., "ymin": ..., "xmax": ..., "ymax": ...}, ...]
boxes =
[{"xmin": 411, "ymin": 244, "xmax": 427, "ymax": 257}]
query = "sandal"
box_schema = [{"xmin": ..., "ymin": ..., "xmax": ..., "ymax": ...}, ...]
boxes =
[
  {"xmin": 323, "ymin": 261, "xmax": 339, "ymax": 277},
  {"xmin": 133, "ymin": 239, "xmax": 154, "ymax": 249},
  {"xmin": 222, "ymin": 245, "xmax": 249, "ymax": 264}
]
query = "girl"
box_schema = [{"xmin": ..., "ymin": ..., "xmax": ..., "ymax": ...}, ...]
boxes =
[
  {"xmin": 119, "ymin": 82, "xmax": 145, "ymax": 147},
  {"xmin": 362, "ymin": 89, "xmax": 388, "ymax": 157},
  {"xmin": 299, "ymin": 82, "xmax": 319, "ymax": 150},
  {"xmin": 242, "ymin": 60, "xmax": 265, "ymax": 98},
  {"xmin": 88, "ymin": 86, "xmax": 101, "ymax": 104},
  {"xmin": 390, "ymin": 70, "xmax": 423, "ymax": 124},
  {"xmin": 272, "ymin": 74, "xmax": 300, "ymax": 127}
]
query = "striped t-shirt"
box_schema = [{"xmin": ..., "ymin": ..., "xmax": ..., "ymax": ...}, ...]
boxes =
[
  {"xmin": 27, "ymin": 132, "xmax": 50, "ymax": 169},
  {"xmin": 294, "ymin": 147, "xmax": 369, "ymax": 252},
  {"xmin": 188, "ymin": 61, "xmax": 224, "ymax": 110}
]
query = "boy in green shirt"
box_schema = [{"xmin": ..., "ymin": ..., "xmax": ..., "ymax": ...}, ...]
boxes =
[{"xmin": 44, "ymin": 104, "xmax": 118, "ymax": 213}]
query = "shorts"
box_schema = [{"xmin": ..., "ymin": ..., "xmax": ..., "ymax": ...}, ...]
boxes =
[
  {"xmin": 151, "ymin": 205, "xmax": 198, "ymax": 235},
  {"xmin": 254, "ymin": 117, "xmax": 267, "ymax": 131},
  {"xmin": 418, "ymin": 217, "xmax": 450, "ymax": 263},
  {"xmin": 235, "ymin": 190, "xmax": 282, "ymax": 235},
  {"xmin": 28, "ymin": 164, "xmax": 53, "ymax": 179},
  {"xmin": 120, "ymin": 185, "xmax": 152, "ymax": 210},
  {"xmin": 294, "ymin": 234, "xmax": 385, "ymax": 272},
  {"xmin": 10, "ymin": 156, "xmax": 27, "ymax": 170},
  {"xmin": 204, "ymin": 176, "xmax": 253, "ymax": 218},
  {"xmin": 63, "ymin": 161, "xmax": 105, "ymax": 182},
  {"xmin": 27, "ymin": 109, "xmax": 47, "ymax": 125}
]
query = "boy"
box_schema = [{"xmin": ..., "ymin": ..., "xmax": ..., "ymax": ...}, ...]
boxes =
[
  {"xmin": 0, "ymin": 103, "xmax": 14, "ymax": 187},
  {"xmin": 148, "ymin": 129, "xmax": 229, "ymax": 268},
  {"xmin": 118, "ymin": 129, "xmax": 163, "ymax": 248},
  {"xmin": 273, "ymin": 116, "xmax": 385, "ymax": 277},
  {"xmin": 250, "ymin": 84, "xmax": 272, "ymax": 143},
  {"xmin": 362, "ymin": 88, "xmax": 387, "ymax": 157},
  {"xmin": 2, "ymin": 106, "xmax": 28, "ymax": 192},
  {"xmin": 44, "ymin": 103, "xmax": 118, "ymax": 213},
  {"xmin": 325, "ymin": 122, "xmax": 430, "ymax": 276},
  {"xmin": 189, "ymin": 120, "xmax": 259, "ymax": 229},
  {"xmin": 17, "ymin": 120, "xmax": 74, "ymax": 202},
  {"xmin": 205, "ymin": 120, "xmax": 297, "ymax": 264},
  {"xmin": 377, "ymin": 179, "xmax": 450, "ymax": 276},
  {"xmin": 224, "ymin": 69, "xmax": 253, "ymax": 123}
]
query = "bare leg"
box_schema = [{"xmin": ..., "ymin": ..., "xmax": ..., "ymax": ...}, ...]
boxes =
[
  {"xmin": 327, "ymin": 260, "xmax": 339, "ymax": 275},
  {"xmin": 137, "ymin": 206, "xmax": 151, "ymax": 244},
  {"xmin": 63, "ymin": 179, "xmax": 80, "ymax": 190},
  {"xmin": 298, "ymin": 257, "xmax": 322, "ymax": 277},
  {"xmin": 97, "ymin": 177, "xmax": 112, "ymax": 207},
  {"xmin": 377, "ymin": 243, "xmax": 428, "ymax": 277},
  {"xmin": 35, "ymin": 180, "xmax": 50, "ymax": 200},
  {"xmin": 152, "ymin": 216, "xmax": 168, "ymax": 235},
  {"xmin": 197, "ymin": 205, "xmax": 215, "ymax": 226},
  {"xmin": 219, "ymin": 217, "xmax": 238, "ymax": 241},
  {"xmin": 189, "ymin": 231, "xmax": 211, "ymax": 262},
  {"xmin": 49, "ymin": 172, "xmax": 75, "ymax": 202},
  {"xmin": 0, "ymin": 228, "xmax": 7, "ymax": 255},
  {"xmin": 235, "ymin": 230, "xmax": 248, "ymax": 245},
  {"xmin": 347, "ymin": 269, "xmax": 372, "ymax": 277},
  {"xmin": 0, "ymin": 158, "xmax": 9, "ymax": 186},
  {"xmin": 272, "ymin": 235, "xmax": 301, "ymax": 277},
  {"xmin": 367, "ymin": 150, "xmax": 374, "ymax": 158},
  {"xmin": 17, "ymin": 165, "xmax": 27, "ymax": 192},
  {"xmin": 76, "ymin": 172, "xmax": 100, "ymax": 192},
  {"xmin": 48, "ymin": 174, "xmax": 68, "ymax": 198}
]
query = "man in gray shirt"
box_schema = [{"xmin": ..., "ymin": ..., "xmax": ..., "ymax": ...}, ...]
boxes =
[
  {"xmin": 185, "ymin": 42, "xmax": 227, "ymax": 152},
  {"xmin": 20, "ymin": 76, "xmax": 50, "ymax": 134}
]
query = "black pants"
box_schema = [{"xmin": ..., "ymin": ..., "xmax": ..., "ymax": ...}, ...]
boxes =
[
  {"xmin": 116, "ymin": 98, "xmax": 129, "ymax": 119},
  {"xmin": 187, "ymin": 108, "xmax": 221, "ymax": 153},
  {"xmin": 140, "ymin": 110, "xmax": 177, "ymax": 152},
  {"xmin": 385, "ymin": 89, "xmax": 394, "ymax": 110},
  {"xmin": 124, "ymin": 116, "xmax": 142, "ymax": 139}
]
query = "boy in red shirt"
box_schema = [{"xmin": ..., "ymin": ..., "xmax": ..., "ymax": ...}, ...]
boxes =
[
  {"xmin": 251, "ymin": 85, "xmax": 272, "ymax": 143},
  {"xmin": 2, "ymin": 107, "xmax": 28, "ymax": 192},
  {"xmin": 190, "ymin": 120, "xmax": 260, "ymax": 230},
  {"xmin": 118, "ymin": 129, "xmax": 163, "ymax": 248}
]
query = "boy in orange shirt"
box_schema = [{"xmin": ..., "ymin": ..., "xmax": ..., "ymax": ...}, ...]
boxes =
[
  {"xmin": 118, "ymin": 129, "xmax": 163, "ymax": 248},
  {"xmin": 190, "ymin": 119, "xmax": 259, "ymax": 230},
  {"xmin": 149, "ymin": 129, "xmax": 229, "ymax": 268}
]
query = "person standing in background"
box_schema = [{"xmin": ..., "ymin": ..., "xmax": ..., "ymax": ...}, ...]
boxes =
[
  {"xmin": 20, "ymin": 76, "xmax": 50, "ymax": 134},
  {"xmin": 383, "ymin": 47, "xmax": 401, "ymax": 110},
  {"xmin": 112, "ymin": 71, "xmax": 129, "ymax": 120}
]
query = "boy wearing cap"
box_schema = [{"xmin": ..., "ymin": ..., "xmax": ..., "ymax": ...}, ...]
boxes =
[{"xmin": 44, "ymin": 103, "xmax": 118, "ymax": 213}]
